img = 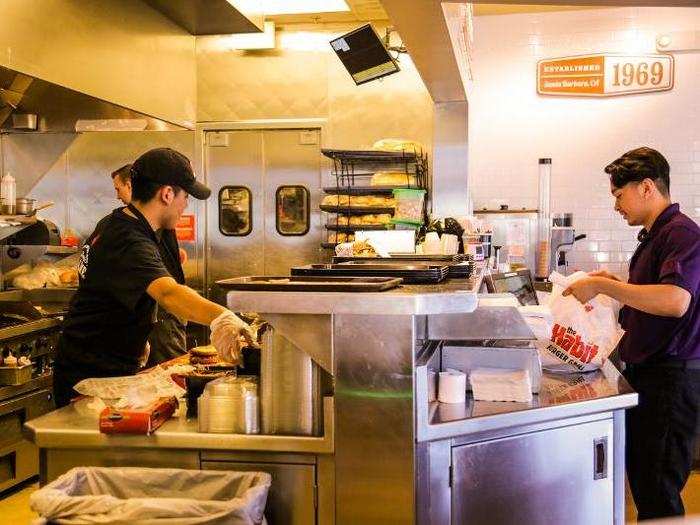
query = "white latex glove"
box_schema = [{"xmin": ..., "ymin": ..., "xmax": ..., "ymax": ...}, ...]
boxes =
[{"xmin": 210, "ymin": 310, "xmax": 254, "ymax": 364}]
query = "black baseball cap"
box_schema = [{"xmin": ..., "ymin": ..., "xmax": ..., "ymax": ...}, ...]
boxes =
[{"xmin": 131, "ymin": 147, "xmax": 211, "ymax": 200}]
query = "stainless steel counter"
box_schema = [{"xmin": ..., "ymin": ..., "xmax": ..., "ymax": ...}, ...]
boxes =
[
  {"xmin": 419, "ymin": 361, "xmax": 637, "ymax": 442},
  {"xmin": 23, "ymin": 367, "xmax": 635, "ymax": 452},
  {"xmin": 24, "ymin": 270, "xmax": 638, "ymax": 525},
  {"xmin": 225, "ymin": 270, "xmax": 484, "ymax": 315},
  {"xmin": 25, "ymin": 396, "xmax": 334, "ymax": 453}
]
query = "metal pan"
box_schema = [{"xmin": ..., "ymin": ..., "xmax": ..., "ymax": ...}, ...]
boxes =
[
  {"xmin": 291, "ymin": 264, "xmax": 449, "ymax": 284},
  {"xmin": 216, "ymin": 275, "xmax": 403, "ymax": 292}
]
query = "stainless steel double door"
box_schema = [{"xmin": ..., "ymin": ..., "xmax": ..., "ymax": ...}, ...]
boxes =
[{"xmin": 205, "ymin": 128, "xmax": 322, "ymax": 302}]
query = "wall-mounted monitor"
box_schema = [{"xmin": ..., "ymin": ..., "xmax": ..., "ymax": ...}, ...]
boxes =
[{"xmin": 330, "ymin": 24, "xmax": 400, "ymax": 86}]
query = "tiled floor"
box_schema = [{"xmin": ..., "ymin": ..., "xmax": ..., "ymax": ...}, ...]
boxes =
[
  {"xmin": 4, "ymin": 473, "xmax": 700, "ymax": 523},
  {"xmin": 1, "ymin": 480, "xmax": 39, "ymax": 524}
]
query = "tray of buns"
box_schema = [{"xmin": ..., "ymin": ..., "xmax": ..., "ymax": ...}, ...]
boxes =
[
  {"xmin": 320, "ymin": 206, "xmax": 394, "ymax": 215},
  {"xmin": 216, "ymin": 275, "xmax": 403, "ymax": 292},
  {"xmin": 291, "ymin": 263, "xmax": 449, "ymax": 284},
  {"xmin": 321, "ymin": 194, "xmax": 395, "ymax": 210}
]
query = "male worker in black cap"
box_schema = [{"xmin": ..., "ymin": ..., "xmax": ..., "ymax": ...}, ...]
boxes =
[
  {"xmin": 109, "ymin": 163, "xmax": 189, "ymax": 368},
  {"xmin": 53, "ymin": 147, "xmax": 250, "ymax": 407}
]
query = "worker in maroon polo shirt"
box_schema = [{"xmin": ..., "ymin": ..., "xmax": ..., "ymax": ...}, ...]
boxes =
[{"xmin": 565, "ymin": 147, "xmax": 700, "ymax": 520}]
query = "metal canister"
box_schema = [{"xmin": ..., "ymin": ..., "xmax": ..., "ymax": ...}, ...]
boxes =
[{"xmin": 15, "ymin": 198, "xmax": 35, "ymax": 215}]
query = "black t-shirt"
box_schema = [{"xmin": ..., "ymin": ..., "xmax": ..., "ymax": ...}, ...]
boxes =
[{"xmin": 57, "ymin": 207, "xmax": 171, "ymax": 375}]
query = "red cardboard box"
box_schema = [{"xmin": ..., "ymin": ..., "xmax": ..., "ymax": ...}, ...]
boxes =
[{"xmin": 99, "ymin": 397, "xmax": 178, "ymax": 435}]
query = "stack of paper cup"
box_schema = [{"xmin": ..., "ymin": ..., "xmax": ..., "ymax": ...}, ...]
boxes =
[
  {"xmin": 438, "ymin": 369, "xmax": 467, "ymax": 404},
  {"xmin": 423, "ymin": 232, "xmax": 442, "ymax": 255}
]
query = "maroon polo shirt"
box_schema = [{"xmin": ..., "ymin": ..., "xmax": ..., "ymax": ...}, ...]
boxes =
[{"xmin": 619, "ymin": 203, "xmax": 700, "ymax": 364}]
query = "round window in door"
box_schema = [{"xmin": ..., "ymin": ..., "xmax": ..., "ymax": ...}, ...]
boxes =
[
  {"xmin": 276, "ymin": 186, "xmax": 310, "ymax": 236},
  {"xmin": 219, "ymin": 186, "xmax": 252, "ymax": 236}
]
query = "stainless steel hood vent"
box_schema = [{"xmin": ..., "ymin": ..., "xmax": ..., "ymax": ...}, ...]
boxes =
[
  {"xmin": 0, "ymin": 66, "xmax": 188, "ymax": 133},
  {"xmin": 142, "ymin": 0, "xmax": 264, "ymax": 35}
]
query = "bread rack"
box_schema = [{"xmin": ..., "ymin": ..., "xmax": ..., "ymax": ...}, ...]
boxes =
[{"xmin": 320, "ymin": 148, "xmax": 430, "ymax": 249}]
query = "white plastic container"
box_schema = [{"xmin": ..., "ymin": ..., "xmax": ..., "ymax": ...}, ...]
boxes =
[{"xmin": 1, "ymin": 173, "xmax": 16, "ymax": 215}]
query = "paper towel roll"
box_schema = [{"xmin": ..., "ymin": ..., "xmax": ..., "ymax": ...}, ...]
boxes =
[
  {"xmin": 428, "ymin": 370, "xmax": 437, "ymax": 402},
  {"xmin": 438, "ymin": 370, "xmax": 466, "ymax": 404}
]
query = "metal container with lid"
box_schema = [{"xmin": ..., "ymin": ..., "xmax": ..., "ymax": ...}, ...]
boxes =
[
  {"xmin": 15, "ymin": 198, "xmax": 35, "ymax": 215},
  {"xmin": 198, "ymin": 375, "xmax": 259, "ymax": 434}
]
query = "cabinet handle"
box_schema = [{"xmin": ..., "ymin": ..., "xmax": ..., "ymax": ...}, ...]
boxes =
[{"xmin": 594, "ymin": 437, "xmax": 608, "ymax": 480}]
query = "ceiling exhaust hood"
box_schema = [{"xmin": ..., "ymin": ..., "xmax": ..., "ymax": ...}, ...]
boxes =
[
  {"xmin": 142, "ymin": 0, "xmax": 264, "ymax": 35},
  {"xmin": 0, "ymin": 66, "xmax": 188, "ymax": 133}
]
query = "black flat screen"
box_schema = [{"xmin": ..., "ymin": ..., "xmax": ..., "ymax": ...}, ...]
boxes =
[
  {"xmin": 330, "ymin": 24, "xmax": 400, "ymax": 85},
  {"xmin": 490, "ymin": 270, "xmax": 539, "ymax": 306}
]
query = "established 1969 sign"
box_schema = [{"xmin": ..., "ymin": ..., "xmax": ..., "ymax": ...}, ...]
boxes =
[{"xmin": 537, "ymin": 54, "xmax": 674, "ymax": 97}]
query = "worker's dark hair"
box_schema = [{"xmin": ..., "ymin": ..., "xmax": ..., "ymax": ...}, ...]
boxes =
[
  {"xmin": 605, "ymin": 147, "xmax": 670, "ymax": 197},
  {"xmin": 111, "ymin": 164, "xmax": 132, "ymax": 184}
]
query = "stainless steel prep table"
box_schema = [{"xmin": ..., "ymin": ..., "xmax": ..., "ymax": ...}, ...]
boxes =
[{"xmin": 25, "ymin": 270, "xmax": 637, "ymax": 525}]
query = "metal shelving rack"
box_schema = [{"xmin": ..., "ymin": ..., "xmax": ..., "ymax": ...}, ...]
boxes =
[{"xmin": 320, "ymin": 148, "xmax": 429, "ymax": 249}]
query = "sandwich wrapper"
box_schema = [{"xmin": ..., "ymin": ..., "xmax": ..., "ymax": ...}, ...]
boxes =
[
  {"xmin": 73, "ymin": 365, "xmax": 191, "ymax": 434},
  {"xmin": 74, "ymin": 364, "xmax": 189, "ymax": 407}
]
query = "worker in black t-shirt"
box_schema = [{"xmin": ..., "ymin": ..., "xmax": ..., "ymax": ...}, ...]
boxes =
[
  {"xmin": 110, "ymin": 164, "xmax": 188, "ymax": 367},
  {"xmin": 53, "ymin": 148, "xmax": 250, "ymax": 407}
]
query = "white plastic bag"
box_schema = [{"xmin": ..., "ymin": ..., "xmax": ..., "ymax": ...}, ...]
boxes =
[
  {"xmin": 30, "ymin": 467, "xmax": 271, "ymax": 525},
  {"xmin": 520, "ymin": 272, "xmax": 624, "ymax": 373}
]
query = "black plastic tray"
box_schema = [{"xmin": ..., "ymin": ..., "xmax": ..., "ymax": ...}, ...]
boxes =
[
  {"xmin": 322, "ymin": 149, "xmax": 420, "ymax": 162},
  {"xmin": 331, "ymin": 257, "xmax": 474, "ymax": 278},
  {"xmin": 320, "ymin": 205, "xmax": 394, "ymax": 214},
  {"xmin": 216, "ymin": 275, "xmax": 403, "ymax": 292},
  {"xmin": 446, "ymin": 261, "xmax": 475, "ymax": 278},
  {"xmin": 291, "ymin": 263, "xmax": 449, "ymax": 284},
  {"xmin": 333, "ymin": 254, "xmax": 469, "ymax": 263},
  {"xmin": 325, "ymin": 224, "xmax": 391, "ymax": 231}
]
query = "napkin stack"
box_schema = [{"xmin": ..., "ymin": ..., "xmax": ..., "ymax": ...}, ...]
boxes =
[{"xmin": 470, "ymin": 368, "xmax": 532, "ymax": 403}]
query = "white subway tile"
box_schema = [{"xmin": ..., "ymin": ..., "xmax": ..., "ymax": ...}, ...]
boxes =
[{"xmin": 588, "ymin": 231, "xmax": 612, "ymax": 241}]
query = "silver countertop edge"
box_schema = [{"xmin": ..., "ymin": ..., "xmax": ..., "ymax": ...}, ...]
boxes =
[
  {"xmin": 23, "ymin": 427, "xmax": 334, "ymax": 454},
  {"xmin": 24, "ymin": 397, "xmax": 335, "ymax": 453},
  {"xmin": 225, "ymin": 273, "xmax": 483, "ymax": 315},
  {"xmin": 418, "ymin": 392, "xmax": 639, "ymax": 442}
]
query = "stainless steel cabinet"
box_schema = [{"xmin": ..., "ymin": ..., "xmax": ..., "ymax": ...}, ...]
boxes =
[
  {"xmin": 201, "ymin": 460, "xmax": 316, "ymax": 525},
  {"xmin": 204, "ymin": 128, "xmax": 322, "ymax": 303},
  {"xmin": 451, "ymin": 418, "xmax": 613, "ymax": 524}
]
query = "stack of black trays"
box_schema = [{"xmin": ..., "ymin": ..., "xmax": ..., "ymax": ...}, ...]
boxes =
[
  {"xmin": 331, "ymin": 254, "xmax": 475, "ymax": 279},
  {"xmin": 291, "ymin": 263, "xmax": 449, "ymax": 284}
]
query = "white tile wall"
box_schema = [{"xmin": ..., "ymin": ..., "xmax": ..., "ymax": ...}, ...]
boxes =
[{"xmin": 469, "ymin": 7, "xmax": 700, "ymax": 278}]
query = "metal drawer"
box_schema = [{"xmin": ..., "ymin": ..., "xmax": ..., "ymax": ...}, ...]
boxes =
[{"xmin": 0, "ymin": 388, "xmax": 54, "ymax": 492}]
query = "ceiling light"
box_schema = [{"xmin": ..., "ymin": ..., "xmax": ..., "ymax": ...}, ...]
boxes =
[
  {"xmin": 260, "ymin": 0, "xmax": 350, "ymax": 15},
  {"xmin": 219, "ymin": 21, "xmax": 276, "ymax": 50}
]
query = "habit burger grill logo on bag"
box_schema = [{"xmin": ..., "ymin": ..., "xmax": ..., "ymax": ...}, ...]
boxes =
[{"xmin": 547, "ymin": 323, "xmax": 600, "ymax": 371}]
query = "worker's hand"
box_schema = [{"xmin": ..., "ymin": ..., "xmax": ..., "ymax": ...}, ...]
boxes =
[
  {"xmin": 210, "ymin": 310, "xmax": 254, "ymax": 364},
  {"xmin": 588, "ymin": 269, "xmax": 621, "ymax": 282},
  {"xmin": 563, "ymin": 277, "xmax": 603, "ymax": 304}
]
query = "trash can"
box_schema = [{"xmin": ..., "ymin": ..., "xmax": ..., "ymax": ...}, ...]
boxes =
[{"xmin": 30, "ymin": 466, "xmax": 272, "ymax": 525}]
